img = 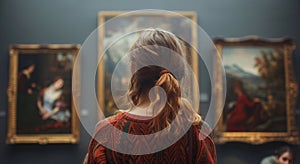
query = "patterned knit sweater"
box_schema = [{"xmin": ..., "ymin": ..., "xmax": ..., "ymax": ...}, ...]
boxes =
[{"xmin": 87, "ymin": 112, "xmax": 216, "ymax": 164}]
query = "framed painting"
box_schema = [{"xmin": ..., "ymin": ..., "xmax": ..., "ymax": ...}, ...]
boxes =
[
  {"xmin": 7, "ymin": 44, "xmax": 80, "ymax": 144},
  {"xmin": 213, "ymin": 36, "xmax": 299, "ymax": 144},
  {"xmin": 97, "ymin": 11, "xmax": 198, "ymax": 117}
]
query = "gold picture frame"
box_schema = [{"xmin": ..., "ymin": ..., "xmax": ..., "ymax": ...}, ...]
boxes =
[
  {"xmin": 97, "ymin": 11, "xmax": 198, "ymax": 117},
  {"xmin": 7, "ymin": 44, "xmax": 80, "ymax": 144},
  {"xmin": 213, "ymin": 36, "xmax": 299, "ymax": 144}
]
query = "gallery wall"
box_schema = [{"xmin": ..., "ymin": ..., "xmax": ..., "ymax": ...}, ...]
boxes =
[{"xmin": 0, "ymin": 0, "xmax": 299, "ymax": 163}]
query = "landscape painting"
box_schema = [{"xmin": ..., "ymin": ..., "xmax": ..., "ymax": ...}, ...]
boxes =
[
  {"xmin": 213, "ymin": 37, "xmax": 299, "ymax": 144},
  {"xmin": 98, "ymin": 11, "xmax": 198, "ymax": 117},
  {"xmin": 222, "ymin": 47, "xmax": 286, "ymax": 132}
]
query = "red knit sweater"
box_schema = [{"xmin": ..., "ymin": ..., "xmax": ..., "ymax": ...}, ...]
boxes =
[{"xmin": 87, "ymin": 112, "xmax": 216, "ymax": 164}]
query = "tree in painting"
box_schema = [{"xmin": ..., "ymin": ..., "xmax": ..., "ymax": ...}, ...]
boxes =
[{"xmin": 224, "ymin": 47, "xmax": 286, "ymax": 132}]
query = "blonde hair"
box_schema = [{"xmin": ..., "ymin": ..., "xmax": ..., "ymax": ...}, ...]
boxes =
[{"xmin": 128, "ymin": 28, "xmax": 201, "ymax": 132}]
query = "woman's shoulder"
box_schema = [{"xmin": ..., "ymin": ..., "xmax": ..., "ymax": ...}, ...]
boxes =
[
  {"xmin": 192, "ymin": 120, "xmax": 216, "ymax": 163},
  {"xmin": 93, "ymin": 112, "xmax": 125, "ymax": 134},
  {"xmin": 96, "ymin": 111, "xmax": 124, "ymax": 124},
  {"xmin": 193, "ymin": 120, "xmax": 212, "ymax": 136},
  {"xmin": 192, "ymin": 119, "xmax": 215, "ymax": 153}
]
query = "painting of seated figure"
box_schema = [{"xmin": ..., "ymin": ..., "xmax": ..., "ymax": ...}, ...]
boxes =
[
  {"xmin": 213, "ymin": 37, "xmax": 299, "ymax": 144},
  {"xmin": 7, "ymin": 44, "xmax": 80, "ymax": 144}
]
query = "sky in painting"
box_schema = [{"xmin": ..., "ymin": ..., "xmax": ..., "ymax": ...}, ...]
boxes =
[{"xmin": 222, "ymin": 47, "xmax": 274, "ymax": 76}]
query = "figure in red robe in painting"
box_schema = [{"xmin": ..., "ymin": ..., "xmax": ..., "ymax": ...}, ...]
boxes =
[{"xmin": 226, "ymin": 80, "xmax": 260, "ymax": 132}]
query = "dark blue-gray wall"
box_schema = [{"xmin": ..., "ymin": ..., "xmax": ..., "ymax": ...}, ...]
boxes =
[{"xmin": 0, "ymin": 0, "xmax": 299, "ymax": 163}]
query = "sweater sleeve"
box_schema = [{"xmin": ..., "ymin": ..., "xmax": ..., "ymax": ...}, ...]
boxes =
[
  {"xmin": 195, "ymin": 135, "xmax": 217, "ymax": 164},
  {"xmin": 86, "ymin": 119, "xmax": 112, "ymax": 164},
  {"xmin": 86, "ymin": 139, "xmax": 108, "ymax": 164},
  {"xmin": 194, "ymin": 121, "xmax": 217, "ymax": 164}
]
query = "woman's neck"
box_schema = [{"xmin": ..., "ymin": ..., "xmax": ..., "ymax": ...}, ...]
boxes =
[
  {"xmin": 127, "ymin": 97, "xmax": 154, "ymax": 116},
  {"xmin": 128, "ymin": 106, "xmax": 153, "ymax": 117}
]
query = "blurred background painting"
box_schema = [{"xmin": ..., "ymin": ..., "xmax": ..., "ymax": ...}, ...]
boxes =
[{"xmin": 223, "ymin": 47, "xmax": 286, "ymax": 132}]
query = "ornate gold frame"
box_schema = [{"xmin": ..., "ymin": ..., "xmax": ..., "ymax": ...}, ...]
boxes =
[
  {"xmin": 213, "ymin": 36, "xmax": 299, "ymax": 144},
  {"xmin": 97, "ymin": 11, "xmax": 198, "ymax": 117},
  {"xmin": 7, "ymin": 44, "xmax": 80, "ymax": 144}
]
